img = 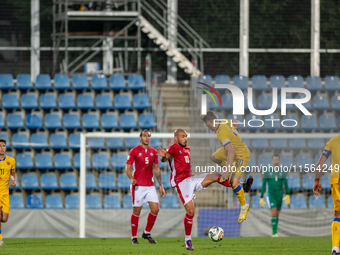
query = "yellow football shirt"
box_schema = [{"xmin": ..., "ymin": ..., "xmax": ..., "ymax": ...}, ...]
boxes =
[
  {"xmin": 324, "ymin": 135, "xmax": 340, "ymax": 185},
  {"xmin": 0, "ymin": 155, "xmax": 16, "ymax": 194},
  {"xmin": 215, "ymin": 120, "xmax": 250, "ymax": 159}
]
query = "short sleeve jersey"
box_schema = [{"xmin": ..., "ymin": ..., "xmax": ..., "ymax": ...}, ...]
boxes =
[
  {"xmin": 0, "ymin": 155, "xmax": 16, "ymax": 194},
  {"xmin": 167, "ymin": 143, "xmax": 191, "ymax": 187}
]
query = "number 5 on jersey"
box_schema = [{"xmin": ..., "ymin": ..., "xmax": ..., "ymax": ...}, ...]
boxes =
[{"xmin": 145, "ymin": 157, "xmax": 149, "ymax": 164}]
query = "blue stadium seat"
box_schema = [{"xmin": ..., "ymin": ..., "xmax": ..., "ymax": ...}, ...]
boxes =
[
  {"xmin": 295, "ymin": 154, "xmax": 312, "ymax": 168},
  {"xmin": 26, "ymin": 195, "xmax": 44, "ymax": 209},
  {"xmin": 242, "ymin": 138, "xmax": 250, "ymax": 149},
  {"xmin": 82, "ymin": 113, "xmax": 99, "ymax": 129},
  {"xmin": 289, "ymin": 139, "xmax": 306, "ymax": 150},
  {"xmin": 331, "ymin": 95, "xmax": 340, "ymax": 110},
  {"xmin": 7, "ymin": 113, "xmax": 24, "ymax": 129},
  {"xmin": 74, "ymin": 153, "xmax": 91, "ymax": 169},
  {"xmin": 114, "ymin": 94, "xmax": 132, "ymax": 110},
  {"xmin": 50, "ymin": 133, "xmax": 67, "ymax": 149},
  {"xmin": 325, "ymin": 76, "xmax": 340, "ymax": 91},
  {"xmin": 86, "ymin": 173, "xmax": 97, "ymax": 190},
  {"xmin": 95, "ymin": 94, "xmax": 113, "ymax": 110},
  {"xmin": 288, "ymin": 75, "xmax": 304, "ymax": 88},
  {"xmin": 264, "ymin": 114, "xmax": 281, "ymax": 131},
  {"xmin": 258, "ymin": 94, "xmax": 274, "ymax": 110},
  {"xmin": 86, "ymin": 195, "xmax": 102, "ymax": 209},
  {"xmin": 118, "ymin": 174, "xmax": 130, "ymax": 190},
  {"xmin": 302, "ymin": 174, "xmax": 314, "ymax": 190},
  {"xmin": 313, "ymin": 95, "xmax": 330, "ymax": 110},
  {"xmin": 321, "ymin": 175, "xmax": 331, "ymax": 191},
  {"xmin": 72, "ymin": 74, "xmax": 89, "ymax": 90},
  {"xmin": 301, "ymin": 115, "xmax": 318, "ymax": 130},
  {"xmin": 98, "ymin": 173, "xmax": 117, "ymax": 190},
  {"xmin": 270, "ymin": 139, "xmax": 288, "ymax": 149},
  {"xmin": 58, "ymin": 94, "xmax": 76, "ymax": 110},
  {"xmin": 40, "ymin": 94, "xmax": 57, "ymax": 110},
  {"xmin": 77, "ymin": 94, "xmax": 94, "ymax": 110},
  {"xmin": 91, "ymin": 75, "xmax": 107, "ymax": 90},
  {"xmin": 278, "ymin": 95, "xmax": 295, "ymax": 111},
  {"xmin": 227, "ymin": 114, "xmax": 245, "ymax": 130},
  {"xmin": 109, "ymin": 74, "xmax": 126, "ymax": 90},
  {"xmin": 54, "ymin": 153, "xmax": 72, "ymax": 170},
  {"xmin": 2, "ymin": 94, "xmax": 19, "ymax": 109},
  {"xmin": 111, "ymin": 153, "xmax": 127, "ymax": 170},
  {"xmin": 63, "ymin": 114, "xmax": 81, "ymax": 129},
  {"xmin": 234, "ymin": 75, "xmax": 248, "ymax": 90},
  {"xmin": 60, "ymin": 173, "xmax": 78, "ymax": 190},
  {"xmin": 0, "ymin": 116, "xmax": 4, "ymax": 129},
  {"xmin": 250, "ymin": 174, "xmax": 262, "ymax": 190},
  {"xmin": 125, "ymin": 138, "xmax": 140, "ymax": 149},
  {"xmin": 45, "ymin": 114, "xmax": 62, "ymax": 129},
  {"xmin": 88, "ymin": 138, "xmax": 105, "ymax": 149},
  {"xmin": 282, "ymin": 114, "xmax": 300, "ymax": 131},
  {"xmin": 258, "ymin": 154, "xmax": 272, "ymax": 167},
  {"xmin": 208, "ymin": 94, "xmax": 220, "ymax": 110},
  {"xmin": 287, "ymin": 174, "xmax": 301, "ymax": 190},
  {"xmin": 248, "ymin": 154, "xmax": 256, "ymax": 167},
  {"xmin": 306, "ymin": 76, "xmax": 323, "ymax": 91},
  {"xmin": 101, "ymin": 113, "xmax": 119, "ymax": 130},
  {"xmin": 16, "ymin": 153, "xmax": 34, "ymax": 170},
  {"xmin": 200, "ymin": 74, "xmax": 213, "ymax": 86},
  {"xmin": 252, "ymin": 75, "xmax": 268, "ymax": 91},
  {"xmin": 133, "ymin": 94, "xmax": 150, "ymax": 109},
  {"xmin": 290, "ymin": 195, "xmax": 307, "ymax": 209},
  {"xmin": 120, "ymin": 114, "xmax": 138, "ymax": 130},
  {"xmin": 309, "ymin": 195, "xmax": 325, "ymax": 208},
  {"xmin": 161, "ymin": 195, "xmax": 179, "ymax": 209},
  {"xmin": 54, "ymin": 74, "xmax": 71, "ymax": 90},
  {"xmin": 139, "ymin": 113, "xmax": 156, "ymax": 129},
  {"xmin": 106, "ymin": 138, "xmax": 124, "ymax": 149},
  {"xmin": 308, "ymin": 138, "xmax": 325, "ymax": 149},
  {"xmin": 10, "ymin": 195, "xmax": 24, "ymax": 209},
  {"xmin": 245, "ymin": 115, "xmax": 263, "ymax": 131},
  {"xmin": 280, "ymin": 154, "xmax": 293, "ymax": 168},
  {"xmin": 69, "ymin": 133, "xmax": 80, "ymax": 149},
  {"xmin": 221, "ymin": 94, "xmax": 233, "ymax": 110},
  {"xmin": 104, "ymin": 195, "xmax": 121, "ymax": 209},
  {"xmin": 31, "ymin": 133, "xmax": 49, "ymax": 149},
  {"xmin": 252, "ymin": 139, "xmax": 269, "ymax": 150},
  {"xmin": 12, "ymin": 133, "xmax": 29, "ymax": 149},
  {"xmin": 21, "ymin": 93, "xmax": 38, "ymax": 109},
  {"xmin": 9, "ymin": 178, "xmax": 20, "ymax": 190},
  {"xmin": 328, "ymin": 195, "xmax": 333, "ymax": 208},
  {"xmin": 17, "ymin": 74, "xmax": 33, "ymax": 90},
  {"xmin": 149, "ymin": 138, "xmax": 161, "ymax": 148},
  {"xmin": 0, "ymin": 74, "xmax": 15, "ymax": 90},
  {"xmin": 320, "ymin": 114, "xmax": 337, "ymax": 131},
  {"xmin": 46, "ymin": 195, "xmax": 63, "ymax": 209},
  {"xmin": 123, "ymin": 195, "xmax": 133, "ymax": 209},
  {"xmin": 270, "ymin": 75, "xmax": 285, "ymax": 90},
  {"xmin": 128, "ymin": 74, "xmax": 145, "ymax": 90},
  {"xmin": 92, "ymin": 153, "xmax": 110, "ymax": 169},
  {"xmin": 294, "ymin": 94, "xmax": 313, "ymax": 111},
  {"xmin": 36, "ymin": 153, "xmax": 54, "ymax": 170},
  {"xmin": 26, "ymin": 113, "xmax": 43, "ymax": 129},
  {"xmin": 215, "ymin": 75, "xmax": 230, "ymax": 85},
  {"xmin": 36, "ymin": 74, "xmax": 52, "ymax": 90},
  {"xmin": 65, "ymin": 194, "xmax": 79, "ymax": 209},
  {"xmin": 41, "ymin": 173, "xmax": 59, "ymax": 190},
  {"xmin": 21, "ymin": 173, "xmax": 39, "ymax": 190}
]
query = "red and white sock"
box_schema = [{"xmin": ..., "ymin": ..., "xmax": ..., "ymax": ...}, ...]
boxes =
[
  {"xmin": 131, "ymin": 213, "xmax": 139, "ymax": 238},
  {"xmin": 144, "ymin": 212, "xmax": 158, "ymax": 234},
  {"xmin": 184, "ymin": 213, "xmax": 194, "ymax": 238}
]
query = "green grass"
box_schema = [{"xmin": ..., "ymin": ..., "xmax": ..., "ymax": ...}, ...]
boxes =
[{"xmin": 0, "ymin": 237, "xmax": 332, "ymax": 255}]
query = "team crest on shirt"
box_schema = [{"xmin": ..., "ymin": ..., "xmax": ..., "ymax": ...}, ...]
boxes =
[
  {"xmin": 185, "ymin": 194, "xmax": 189, "ymax": 198},
  {"xmin": 150, "ymin": 152, "xmax": 154, "ymax": 156},
  {"xmin": 7, "ymin": 162, "xmax": 10, "ymax": 165},
  {"xmin": 179, "ymin": 150, "xmax": 182, "ymax": 154},
  {"xmin": 139, "ymin": 153, "xmax": 142, "ymax": 156}
]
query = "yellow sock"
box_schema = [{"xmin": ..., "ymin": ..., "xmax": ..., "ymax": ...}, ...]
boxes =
[
  {"xmin": 332, "ymin": 219, "xmax": 340, "ymax": 248},
  {"xmin": 233, "ymin": 184, "xmax": 246, "ymax": 206},
  {"xmin": 0, "ymin": 232, "xmax": 2, "ymax": 240}
]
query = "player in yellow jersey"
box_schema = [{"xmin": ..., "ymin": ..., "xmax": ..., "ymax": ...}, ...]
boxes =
[
  {"xmin": 313, "ymin": 134, "xmax": 340, "ymax": 255},
  {"xmin": 0, "ymin": 138, "xmax": 17, "ymax": 246},
  {"xmin": 201, "ymin": 110, "xmax": 252, "ymax": 223}
]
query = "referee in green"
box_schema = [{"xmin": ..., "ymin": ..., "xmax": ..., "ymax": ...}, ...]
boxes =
[{"xmin": 260, "ymin": 154, "xmax": 290, "ymax": 237}]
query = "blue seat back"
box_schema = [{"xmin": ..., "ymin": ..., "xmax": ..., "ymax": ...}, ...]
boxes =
[
  {"xmin": 301, "ymin": 115, "xmax": 318, "ymax": 130},
  {"xmin": 139, "ymin": 113, "xmax": 156, "ymax": 129},
  {"xmin": 36, "ymin": 74, "xmax": 52, "ymax": 90},
  {"xmin": 36, "ymin": 153, "xmax": 54, "ymax": 169},
  {"xmin": 60, "ymin": 173, "xmax": 78, "ymax": 190},
  {"xmin": 290, "ymin": 195, "xmax": 307, "ymax": 209},
  {"xmin": 7, "ymin": 113, "xmax": 24, "ymax": 129},
  {"xmin": 111, "ymin": 153, "xmax": 127, "ymax": 169},
  {"xmin": 92, "ymin": 153, "xmax": 110, "ymax": 169},
  {"xmin": 325, "ymin": 76, "xmax": 340, "ymax": 91},
  {"xmin": 82, "ymin": 114, "xmax": 99, "ymax": 129},
  {"xmin": 128, "ymin": 74, "xmax": 145, "ymax": 90},
  {"xmin": 120, "ymin": 114, "xmax": 137, "ymax": 130},
  {"xmin": 264, "ymin": 114, "xmax": 281, "ymax": 130},
  {"xmin": 270, "ymin": 75, "xmax": 285, "ymax": 90},
  {"xmin": 21, "ymin": 94, "xmax": 38, "ymax": 109},
  {"xmin": 54, "ymin": 74, "xmax": 71, "ymax": 90},
  {"xmin": 59, "ymin": 94, "xmax": 76, "ymax": 109},
  {"xmin": 104, "ymin": 195, "xmax": 121, "ymax": 209},
  {"xmin": 96, "ymin": 94, "xmax": 113, "ymax": 109},
  {"xmin": 54, "ymin": 153, "xmax": 72, "ymax": 169},
  {"xmin": 161, "ymin": 195, "xmax": 179, "ymax": 209},
  {"xmin": 91, "ymin": 75, "xmax": 107, "ymax": 90},
  {"xmin": 288, "ymin": 75, "xmax": 303, "ymax": 88},
  {"xmin": 74, "ymin": 153, "xmax": 91, "ymax": 169},
  {"xmin": 2, "ymin": 94, "xmax": 19, "ymax": 109},
  {"xmin": 313, "ymin": 95, "xmax": 330, "ymax": 110},
  {"xmin": 302, "ymin": 174, "xmax": 314, "ymax": 190},
  {"xmin": 234, "ymin": 75, "xmax": 248, "ymax": 90},
  {"xmin": 101, "ymin": 113, "xmax": 118, "ymax": 129},
  {"xmin": 123, "ymin": 195, "xmax": 133, "ymax": 209},
  {"xmin": 63, "ymin": 114, "xmax": 81, "ymax": 129},
  {"xmin": 26, "ymin": 195, "xmax": 44, "ymax": 209},
  {"xmin": 40, "ymin": 94, "xmax": 57, "ymax": 109},
  {"xmin": 17, "ymin": 74, "xmax": 33, "ymax": 90},
  {"xmin": 109, "ymin": 74, "xmax": 126, "ymax": 90},
  {"xmin": 0, "ymin": 74, "xmax": 15, "ymax": 89},
  {"xmin": 320, "ymin": 114, "xmax": 337, "ymax": 130},
  {"xmin": 86, "ymin": 173, "xmax": 97, "ymax": 189},
  {"xmin": 215, "ymin": 75, "xmax": 230, "ymax": 85},
  {"xmin": 72, "ymin": 74, "xmax": 89, "ymax": 90},
  {"xmin": 106, "ymin": 138, "xmax": 124, "ymax": 149},
  {"xmin": 69, "ymin": 133, "xmax": 80, "ymax": 149},
  {"xmin": 306, "ymin": 76, "xmax": 322, "ymax": 91},
  {"xmin": 65, "ymin": 194, "xmax": 79, "ymax": 209},
  {"xmin": 289, "ymin": 138, "xmax": 306, "ymax": 149},
  {"xmin": 46, "ymin": 195, "xmax": 63, "ymax": 209},
  {"xmin": 26, "ymin": 113, "xmax": 43, "ymax": 129},
  {"xmin": 133, "ymin": 93, "xmax": 150, "ymax": 109},
  {"xmin": 252, "ymin": 75, "xmax": 268, "ymax": 91},
  {"xmin": 41, "ymin": 173, "xmax": 59, "ymax": 190},
  {"xmin": 10, "ymin": 195, "xmax": 24, "ymax": 209},
  {"xmin": 309, "ymin": 195, "xmax": 325, "ymax": 208},
  {"xmin": 16, "ymin": 153, "xmax": 34, "ymax": 169},
  {"xmin": 12, "ymin": 133, "xmax": 29, "ymax": 149},
  {"xmin": 114, "ymin": 94, "xmax": 132, "ymax": 109},
  {"xmin": 21, "ymin": 173, "xmax": 39, "ymax": 190},
  {"xmin": 287, "ymin": 174, "xmax": 301, "ymax": 190},
  {"xmin": 45, "ymin": 114, "xmax": 62, "ymax": 129},
  {"xmin": 50, "ymin": 133, "xmax": 67, "ymax": 149},
  {"xmin": 117, "ymin": 174, "xmax": 130, "ymax": 190},
  {"xmin": 77, "ymin": 94, "xmax": 94, "ymax": 109},
  {"xmin": 98, "ymin": 173, "xmax": 117, "ymax": 189},
  {"xmin": 88, "ymin": 137, "xmax": 105, "ymax": 149},
  {"xmin": 31, "ymin": 133, "xmax": 48, "ymax": 149},
  {"xmin": 86, "ymin": 195, "xmax": 102, "ymax": 209},
  {"xmin": 125, "ymin": 138, "xmax": 139, "ymax": 149}
]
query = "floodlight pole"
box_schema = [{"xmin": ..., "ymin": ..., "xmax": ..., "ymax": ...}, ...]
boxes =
[
  {"xmin": 239, "ymin": 0, "xmax": 249, "ymax": 77},
  {"xmin": 31, "ymin": 0, "xmax": 40, "ymax": 82},
  {"xmin": 311, "ymin": 0, "xmax": 320, "ymax": 76}
]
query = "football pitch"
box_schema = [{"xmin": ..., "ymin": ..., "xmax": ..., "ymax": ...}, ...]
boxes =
[{"xmin": 0, "ymin": 237, "xmax": 331, "ymax": 255}]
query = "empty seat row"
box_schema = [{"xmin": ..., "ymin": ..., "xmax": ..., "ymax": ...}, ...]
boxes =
[
  {"xmin": 0, "ymin": 112, "xmax": 156, "ymax": 130},
  {"xmin": 1, "ymin": 93, "xmax": 150, "ymax": 111},
  {"xmin": 245, "ymin": 138, "xmax": 328, "ymax": 150},
  {"xmin": 0, "ymin": 74, "xmax": 145, "ymax": 91},
  {"xmin": 201, "ymin": 74, "xmax": 340, "ymax": 91}
]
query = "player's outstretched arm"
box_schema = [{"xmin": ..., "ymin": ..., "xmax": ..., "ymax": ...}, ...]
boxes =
[
  {"xmin": 125, "ymin": 164, "xmax": 136, "ymax": 186},
  {"xmin": 157, "ymin": 147, "xmax": 171, "ymax": 162},
  {"xmin": 154, "ymin": 164, "xmax": 166, "ymax": 198},
  {"xmin": 313, "ymin": 154, "xmax": 328, "ymax": 196},
  {"xmin": 10, "ymin": 168, "xmax": 17, "ymax": 187}
]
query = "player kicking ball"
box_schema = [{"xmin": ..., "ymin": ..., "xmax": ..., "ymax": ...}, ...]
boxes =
[
  {"xmin": 0, "ymin": 138, "xmax": 17, "ymax": 246},
  {"xmin": 125, "ymin": 130, "xmax": 166, "ymax": 245},
  {"xmin": 157, "ymin": 129, "xmax": 253, "ymax": 251},
  {"xmin": 260, "ymin": 154, "xmax": 290, "ymax": 237},
  {"xmin": 201, "ymin": 110, "xmax": 252, "ymax": 223}
]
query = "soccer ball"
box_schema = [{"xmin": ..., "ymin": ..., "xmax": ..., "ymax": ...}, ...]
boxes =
[{"xmin": 208, "ymin": 226, "xmax": 224, "ymax": 242}]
